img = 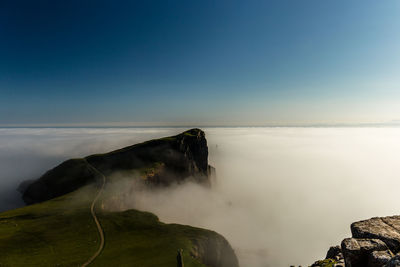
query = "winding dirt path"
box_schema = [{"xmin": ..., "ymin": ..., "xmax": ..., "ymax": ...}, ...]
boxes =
[{"xmin": 81, "ymin": 163, "xmax": 106, "ymax": 267}]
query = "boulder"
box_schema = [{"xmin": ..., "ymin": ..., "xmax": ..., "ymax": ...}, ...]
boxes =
[
  {"xmin": 326, "ymin": 245, "xmax": 343, "ymax": 261},
  {"xmin": 352, "ymin": 216, "xmax": 400, "ymax": 252},
  {"xmin": 341, "ymin": 238, "xmax": 388, "ymax": 267}
]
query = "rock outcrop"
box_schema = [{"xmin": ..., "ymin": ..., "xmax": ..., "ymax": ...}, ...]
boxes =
[
  {"xmin": 313, "ymin": 216, "xmax": 400, "ymax": 267},
  {"xmin": 352, "ymin": 217, "xmax": 400, "ymax": 253},
  {"xmin": 326, "ymin": 245, "xmax": 343, "ymax": 261},
  {"xmin": 341, "ymin": 238, "xmax": 388, "ymax": 267},
  {"xmin": 190, "ymin": 232, "xmax": 240, "ymax": 267},
  {"xmin": 22, "ymin": 128, "xmax": 211, "ymax": 204}
]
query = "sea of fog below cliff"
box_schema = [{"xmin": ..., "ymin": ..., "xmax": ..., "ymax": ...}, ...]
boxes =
[{"xmin": 1, "ymin": 127, "xmax": 400, "ymax": 266}]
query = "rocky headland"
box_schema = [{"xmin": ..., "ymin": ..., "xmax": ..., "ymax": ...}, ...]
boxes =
[
  {"xmin": 0, "ymin": 128, "xmax": 239, "ymax": 267},
  {"xmin": 23, "ymin": 128, "xmax": 212, "ymax": 204}
]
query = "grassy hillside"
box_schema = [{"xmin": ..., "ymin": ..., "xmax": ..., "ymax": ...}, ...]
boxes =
[
  {"xmin": 2, "ymin": 129, "xmax": 239, "ymax": 267},
  {"xmin": 0, "ymin": 185, "xmax": 213, "ymax": 267}
]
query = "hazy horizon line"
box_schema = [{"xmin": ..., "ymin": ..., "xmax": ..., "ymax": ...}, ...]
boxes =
[{"xmin": 1, "ymin": 121, "xmax": 400, "ymax": 128}]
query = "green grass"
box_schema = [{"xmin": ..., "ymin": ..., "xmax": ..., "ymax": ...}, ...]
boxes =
[
  {"xmin": 183, "ymin": 132, "xmax": 196, "ymax": 137},
  {"xmin": 311, "ymin": 259, "xmax": 337, "ymax": 267},
  {"xmin": 94, "ymin": 210, "xmax": 210, "ymax": 267},
  {"xmin": 0, "ymin": 187, "xmax": 97, "ymax": 266},
  {"xmin": 0, "ymin": 185, "xmax": 210, "ymax": 267}
]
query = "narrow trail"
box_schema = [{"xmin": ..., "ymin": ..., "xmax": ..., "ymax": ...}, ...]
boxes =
[{"xmin": 81, "ymin": 162, "xmax": 106, "ymax": 267}]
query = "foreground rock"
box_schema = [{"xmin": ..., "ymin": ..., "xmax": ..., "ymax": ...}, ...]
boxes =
[
  {"xmin": 341, "ymin": 238, "xmax": 388, "ymax": 267},
  {"xmin": 352, "ymin": 216, "xmax": 400, "ymax": 252},
  {"xmin": 326, "ymin": 245, "xmax": 343, "ymax": 261},
  {"xmin": 312, "ymin": 215, "xmax": 400, "ymax": 267},
  {"xmin": 22, "ymin": 128, "xmax": 212, "ymax": 204}
]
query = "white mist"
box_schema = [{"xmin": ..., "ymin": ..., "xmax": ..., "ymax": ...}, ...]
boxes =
[{"xmin": 2, "ymin": 127, "xmax": 400, "ymax": 266}]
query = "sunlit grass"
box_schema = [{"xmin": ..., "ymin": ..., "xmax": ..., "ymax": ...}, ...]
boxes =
[{"xmin": 0, "ymin": 185, "xmax": 209, "ymax": 267}]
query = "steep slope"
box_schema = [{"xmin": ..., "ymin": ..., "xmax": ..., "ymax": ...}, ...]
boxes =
[{"xmin": 0, "ymin": 129, "xmax": 239, "ymax": 267}]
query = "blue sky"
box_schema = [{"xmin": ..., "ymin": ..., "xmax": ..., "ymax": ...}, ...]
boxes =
[{"xmin": 1, "ymin": 0, "xmax": 399, "ymax": 126}]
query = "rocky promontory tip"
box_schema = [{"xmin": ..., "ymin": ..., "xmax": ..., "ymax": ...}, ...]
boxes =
[
  {"xmin": 312, "ymin": 215, "xmax": 400, "ymax": 267},
  {"xmin": 22, "ymin": 128, "xmax": 212, "ymax": 204}
]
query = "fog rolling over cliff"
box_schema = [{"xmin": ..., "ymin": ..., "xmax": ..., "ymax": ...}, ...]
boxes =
[{"xmin": 3, "ymin": 127, "xmax": 400, "ymax": 266}]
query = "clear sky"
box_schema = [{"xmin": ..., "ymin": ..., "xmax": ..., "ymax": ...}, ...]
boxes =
[{"xmin": 1, "ymin": 0, "xmax": 400, "ymax": 126}]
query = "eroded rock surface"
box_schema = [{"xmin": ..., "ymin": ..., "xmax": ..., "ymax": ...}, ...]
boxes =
[
  {"xmin": 369, "ymin": 250, "xmax": 393, "ymax": 267},
  {"xmin": 352, "ymin": 216, "xmax": 400, "ymax": 252},
  {"xmin": 341, "ymin": 238, "xmax": 388, "ymax": 267}
]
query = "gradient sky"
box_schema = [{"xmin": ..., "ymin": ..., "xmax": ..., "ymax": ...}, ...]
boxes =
[{"xmin": 1, "ymin": 0, "xmax": 400, "ymax": 126}]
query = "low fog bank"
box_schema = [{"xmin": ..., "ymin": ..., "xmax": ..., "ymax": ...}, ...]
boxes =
[
  {"xmin": 105, "ymin": 127, "xmax": 400, "ymax": 267},
  {"xmin": 2, "ymin": 127, "xmax": 400, "ymax": 266},
  {"xmin": 207, "ymin": 127, "xmax": 400, "ymax": 266}
]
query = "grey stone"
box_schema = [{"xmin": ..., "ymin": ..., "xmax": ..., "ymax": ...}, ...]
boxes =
[
  {"xmin": 341, "ymin": 238, "xmax": 388, "ymax": 267},
  {"xmin": 352, "ymin": 216, "xmax": 400, "ymax": 252},
  {"xmin": 369, "ymin": 250, "xmax": 393, "ymax": 267},
  {"xmin": 326, "ymin": 245, "xmax": 343, "ymax": 260}
]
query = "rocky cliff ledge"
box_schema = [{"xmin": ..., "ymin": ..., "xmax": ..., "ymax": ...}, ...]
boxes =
[
  {"xmin": 22, "ymin": 128, "xmax": 212, "ymax": 204},
  {"xmin": 311, "ymin": 216, "xmax": 400, "ymax": 267}
]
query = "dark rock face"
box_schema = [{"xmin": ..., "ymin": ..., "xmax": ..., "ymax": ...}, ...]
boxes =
[
  {"xmin": 190, "ymin": 233, "xmax": 239, "ymax": 267},
  {"xmin": 341, "ymin": 238, "xmax": 388, "ymax": 267},
  {"xmin": 326, "ymin": 245, "xmax": 343, "ymax": 261},
  {"xmin": 22, "ymin": 128, "xmax": 211, "ymax": 204}
]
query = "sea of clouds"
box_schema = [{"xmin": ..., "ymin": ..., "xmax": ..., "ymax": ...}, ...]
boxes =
[{"xmin": 2, "ymin": 127, "xmax": 400, "ymax": 266}]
